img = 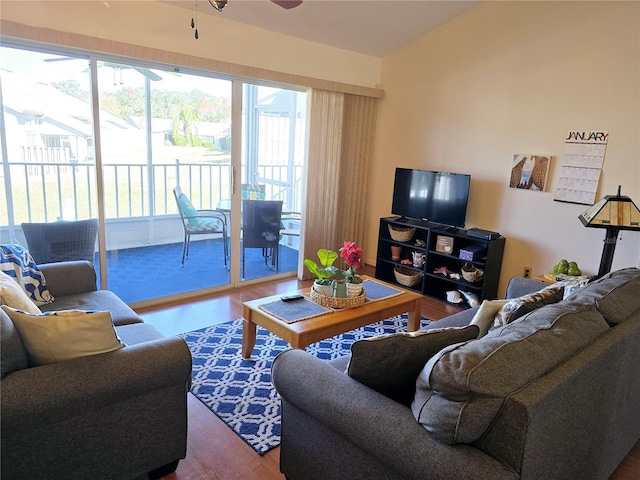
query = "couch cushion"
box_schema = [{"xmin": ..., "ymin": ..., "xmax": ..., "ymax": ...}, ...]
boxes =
[
  {"xmin": 346, "ymin": 325, "xmax": 479, "ymax": 406},
  {"xmin": 39, "ymin": 290, "xmax": 143, "ymax": 326},
  {"xmin": 412, "ymin": 303, "xmax": 610, "ymax": 444},
  {"xmin": 564, "ymin": 267, "xmax": 640, "ymax": 325},
  {"xmin": 115, "ymin": 322, "xmax": 165, "ymax": 346},
  {"xmin": 2, "ymin": 305, "xmax": 124, "ymax": 366},
  {"xmin": 0, "ymin": 270, "xmax": 41, "ymax": 314},
  {"xmin": 0, "ymin": 244, "xmax": 54, "ymax": 305},
  {"xmin": 0, "ymin": 310, "xmax": 28, "ymax": 378},
  {"xmin": 493, "ymin": 284, "xmax": 564, "ymax": 328}
]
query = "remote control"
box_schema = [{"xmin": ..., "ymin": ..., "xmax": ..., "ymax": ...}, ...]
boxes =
[{"xmin": 281, "ymin": 294, "xmax": 304, "ymax": 302}]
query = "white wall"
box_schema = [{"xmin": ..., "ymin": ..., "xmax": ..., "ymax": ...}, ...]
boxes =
[{"xmin": 369, "ymin": 1, "xmax": 640, "ymax": 294}]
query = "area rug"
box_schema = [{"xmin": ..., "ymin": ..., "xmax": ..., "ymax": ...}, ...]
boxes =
[{"xmin": 179, "ymin": 314, "xmax": 432, "ymax": 455}]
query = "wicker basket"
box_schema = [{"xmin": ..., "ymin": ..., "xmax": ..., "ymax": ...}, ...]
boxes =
[
  {"xmin": 388, "ymin": 225, "xmax": 415, "ymax": 243},
  {"xmin": 393, "ymin": 266, "xmax": 423, "ymax": 287},
  {"xmin": 310, "ymin": 285, "xmax": 366, "ymax": 309},
  {"xmin": 461, "ymin": 263, "xmax": 484, "ymax": 283}
]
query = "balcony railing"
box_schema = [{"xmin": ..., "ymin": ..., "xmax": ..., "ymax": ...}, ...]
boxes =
[{"xmin": 2, "ymin": 159, "xmax": 303, "ymax": 226}]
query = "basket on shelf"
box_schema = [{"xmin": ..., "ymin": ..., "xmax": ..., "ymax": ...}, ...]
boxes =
[
  {"xmin": 388, "ymin": 225, "xmax": 416, "ymax": 242},
  {"xmin": 393, "ymin": 266, "xmax": 423, "ymax": 287},
  {"xmin": 310, "ymin": 285, "xmax": 366, "ymax": 309},
  {"xmin": 461, "ymin": 263, "xmax": 484, "ymax": 283}
]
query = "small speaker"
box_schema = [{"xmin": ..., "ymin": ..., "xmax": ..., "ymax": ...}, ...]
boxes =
[{"xmin": 467, "ymin": 228, "xmax": 500, "ymax": 240}]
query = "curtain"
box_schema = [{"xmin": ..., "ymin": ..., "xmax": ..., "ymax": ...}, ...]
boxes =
[{"xmin": 299, "ymin": 89, "xmax": 378, "ymax": 279}]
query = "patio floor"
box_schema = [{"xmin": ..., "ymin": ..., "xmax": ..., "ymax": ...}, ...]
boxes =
[{"xmin": 95, "ymin": 238, "xmax": 299, "ymax": 304}]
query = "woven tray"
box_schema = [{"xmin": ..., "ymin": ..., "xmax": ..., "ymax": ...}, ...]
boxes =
[{"xmin": 310, "ymin": 286, "xmax": 366, "ymax": 309}]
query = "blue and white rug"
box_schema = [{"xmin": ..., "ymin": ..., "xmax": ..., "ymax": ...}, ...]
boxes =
[{"xmin": 180, "ymin": 313, "xmax": 432, "ymax": 455}]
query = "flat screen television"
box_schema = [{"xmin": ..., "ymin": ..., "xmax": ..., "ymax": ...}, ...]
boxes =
[{"xmin": 391, "ymin": 168, "xmax": 471, "ymax": 228}]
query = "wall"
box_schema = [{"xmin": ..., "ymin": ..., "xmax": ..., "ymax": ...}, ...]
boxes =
[
  {"xmin": 0, "ymin": 1, "xmax": 381, "ymax": 89},
  {"xmin": 370, "ymin": 1, "xmax": 640, "ymax": 295}
]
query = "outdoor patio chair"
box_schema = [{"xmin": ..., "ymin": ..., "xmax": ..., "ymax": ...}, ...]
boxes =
[
  {"xmin": 173, "ymin": 187, "xmax": 229, "ymax": 267},
  {"xmin": 21, "ymin": 219, "xmax": 99, "ymax": 264},
  {"xmin": 242, "ymin": 199, "xmax": 283, "ymax": 279}
]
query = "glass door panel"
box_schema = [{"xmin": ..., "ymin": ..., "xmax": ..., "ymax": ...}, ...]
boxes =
[
  {"xmin": 240, "ymin": 83, "xmax": 305, "ymax": 282},
  {"xmin": 0, "ymin": 47, "xmax": 98, "ymax": 250},
  {"xmin": 97, "ymin": 61, "xmax": 232, "ymax": 303}
]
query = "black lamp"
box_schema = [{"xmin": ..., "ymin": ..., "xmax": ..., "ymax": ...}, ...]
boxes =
[{"xmin": 578, "ymin": 186, "xmax": 640, "ymax": 278}]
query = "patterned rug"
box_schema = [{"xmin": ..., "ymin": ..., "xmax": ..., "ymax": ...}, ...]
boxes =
[{"xmin": 179, "ymin": 314, "xmax": 432, "ymax": 455}]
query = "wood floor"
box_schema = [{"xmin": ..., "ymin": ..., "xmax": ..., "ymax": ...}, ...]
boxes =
[{"xmin": 138, "ymin": 266, "xmax": 640, "ymax": 480}]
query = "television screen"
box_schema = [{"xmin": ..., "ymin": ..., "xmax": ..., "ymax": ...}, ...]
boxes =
[{"xmin": 391, "ymin": 168, "xmax": 471, "ymax": 228}]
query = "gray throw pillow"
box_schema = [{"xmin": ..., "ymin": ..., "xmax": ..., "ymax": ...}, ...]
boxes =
[{"xmin": 346, "ymin": 324, "xmax": 479, "ymax": 406}]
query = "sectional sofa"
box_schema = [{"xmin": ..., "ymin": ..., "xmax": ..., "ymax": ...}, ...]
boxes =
[
  {"xmin": 1, "ymin": 260, "xmax": 192, "ymax": 480},
  {"xmin": 272, "ymin": 268, "xmax": 640, "ymax": 480}
]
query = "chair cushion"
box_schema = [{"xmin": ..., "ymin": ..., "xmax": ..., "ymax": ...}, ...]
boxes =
[
  {"xmin": 412, "ymin": 303, "xmax": 609, "ymax": 444},
  {"xmin": 177, "ymin": 193, "xmax": 200, "ymax": 226},
  {"xmin": 1, "ymin": 305, "xmax": 124, "ymax": 366},
  {"xmin": 0, "ymin": 310, "xmax": 28, "ymax": 378},
  {"xmin": 0, "ymin": 271, "xmax": 41, "ymax": 314},
  {"xmin": 0, "ymin": 244, "xmax": 54, "ymax": 305},
  {"xmin": 346, "ymin": 325, "xmax": 479, "ymax": 406}
]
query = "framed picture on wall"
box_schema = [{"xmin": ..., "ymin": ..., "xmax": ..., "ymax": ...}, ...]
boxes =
[{"xmin": 509, "ymin": 154, "xmax": 551, "ymax": 191}]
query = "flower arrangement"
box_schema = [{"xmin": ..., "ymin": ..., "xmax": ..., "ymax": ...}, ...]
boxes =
[{"xmin": 339, "ymin": 241, "xmax": 363, "ymax": 285}]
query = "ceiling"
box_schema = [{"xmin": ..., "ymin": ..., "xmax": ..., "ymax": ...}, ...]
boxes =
[{"xmin": 165, "ymin": 0, "xmax": 481, "ymax": 57}]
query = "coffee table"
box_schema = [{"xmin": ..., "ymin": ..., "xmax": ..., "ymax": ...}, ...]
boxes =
[{"xmin": 241, "ymin": 276, "xmax": 422, "ymax": 358}]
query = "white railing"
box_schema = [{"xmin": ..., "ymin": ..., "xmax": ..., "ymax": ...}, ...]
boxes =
[{"xmin": 1, "ymin": 160, "xmax": 303, "ymax": 226}]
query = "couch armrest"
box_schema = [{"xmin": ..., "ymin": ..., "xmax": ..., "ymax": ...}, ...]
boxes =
[
  {"xmin": 505, "ymin": 276, "xmax": 548, "ymax": 299},
  {"xmin": 38, "ymin": 261, "xmax": 97, "ymax": 297},
  {"xmin": 272, "ymin": 349, "xmax": 516, "ymax": 480},
  {"xmin": 1, "ymin": 336, "xmax": 192, "ymax": 433}
]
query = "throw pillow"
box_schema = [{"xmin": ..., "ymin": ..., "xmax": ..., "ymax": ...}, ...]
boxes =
[
  {"xmin": 1, "ymin": 305, "xmax": 124, "ymax": 366},
  {"xmin": 0, "ymin": 271, "xmax": 41, "ymax": 314},
  {"xmin": 346, "ymin": 324, "xmax": 479, "ymax": 406},
  {"xmin": 470, "ymin": 299, "xmax": 508, "ymax": 337},
  {"xmin": 493, "ymin": 284, "xmax": 564, "ymax": 328},
  {"xmin": 177, "ymin": 193, "xmax": 200, "ymax": 226},
  {"xmin": 0, "ymin": 244, "xmax": 54, "ymax": 305}
]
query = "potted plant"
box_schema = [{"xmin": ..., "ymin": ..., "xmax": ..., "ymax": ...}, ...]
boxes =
[
  {"xmin": 304, "ymin": 248, "xmax": 341, "ymax": 296},
  {"xmin": 339, "ymin": 241, "xmax": 364, "ymax": 297}
]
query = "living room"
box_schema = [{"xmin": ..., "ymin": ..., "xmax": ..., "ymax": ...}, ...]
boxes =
[
  {"xmin": 1, "ymin": 1, "xmax": 639, "ymax": 479},
  {"xmin": 1, "ymin": 1, "xmax": 638, "ymax": 286}
]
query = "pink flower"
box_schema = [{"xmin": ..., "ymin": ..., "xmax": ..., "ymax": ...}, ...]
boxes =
[{"xmin": 339, "ymin": 241, "xmax": 362, "ymax": 269}]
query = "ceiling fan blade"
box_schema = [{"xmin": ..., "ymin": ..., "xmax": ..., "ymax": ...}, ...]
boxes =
[{"xmin": 271, "ymin": 0, "xmax": 303, "ymax": 9}]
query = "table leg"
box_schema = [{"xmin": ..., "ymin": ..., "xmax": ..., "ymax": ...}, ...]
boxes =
[
  {"xmin": 407, "ymin": 309, "xmax": 420, "ymax": 331},
  {"xmin": 242, "ymin": 317, "xmax": 257, "ymax": 359}
]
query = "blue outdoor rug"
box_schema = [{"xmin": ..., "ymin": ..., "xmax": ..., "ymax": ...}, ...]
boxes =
[{"xmin": 179, "ymin": 313, "xmax": 432, "ymax": 455}]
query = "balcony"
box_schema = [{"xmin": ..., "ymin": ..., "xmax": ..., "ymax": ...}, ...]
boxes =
[{"xmin": 1, "ymin": 157, "xmax": 302, "ymax": 305}]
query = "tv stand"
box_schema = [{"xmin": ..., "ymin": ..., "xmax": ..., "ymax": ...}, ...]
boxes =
[{"xmin": 375, "ymin": 217, "xmax": 506, "ymax": 306}]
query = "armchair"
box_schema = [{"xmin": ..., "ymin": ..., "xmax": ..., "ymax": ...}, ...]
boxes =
[{"xmin": 21, "ymin": 219, "xmax": 98, "ymax": 264}]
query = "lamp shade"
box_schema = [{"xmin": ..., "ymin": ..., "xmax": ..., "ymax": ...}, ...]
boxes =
[
  {"xmin": 579, "ymin": 186, "xmax": 640, "ymax": 230},
  {"xmin": 578, "ymin": 186, "xmax": 640, "ymax": 278}
]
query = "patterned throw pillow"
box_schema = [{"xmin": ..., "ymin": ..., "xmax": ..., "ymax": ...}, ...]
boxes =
[
  {"xmin": 1, "ymin": 306, "xmax": 123, "ymax": 366},
  {"xmin": 346, "ymin": 325, "xmax": 479, "ymax": 406},
  {"xmin": 0, "ymin": 244, "xmax": 54, "ymax": 306},
  {"xmin": 470, "ymin": 299, "xmax": 508, "ymax": 337},
  {"xmin": 493, "ymin": 284, "xmax": 564, "ymax": 328}
]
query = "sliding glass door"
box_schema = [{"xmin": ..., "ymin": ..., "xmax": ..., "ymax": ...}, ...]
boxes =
[{"xmin": 239, "ymin": 83, "xmax": 306, "ymax": 282}]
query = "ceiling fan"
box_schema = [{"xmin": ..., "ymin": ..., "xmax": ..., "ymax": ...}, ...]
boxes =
[{"xmin": 208, "ymin": 0, "xmax": 303, "ymax": 12}]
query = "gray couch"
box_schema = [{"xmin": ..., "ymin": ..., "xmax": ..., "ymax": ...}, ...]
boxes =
[
  {"xmin": 272, "ymin": 268, "xmax": 640, "ymax": 480},
  {"xmin": 1, "ymin": 261, "xmax": 192, "ymax": 480}
]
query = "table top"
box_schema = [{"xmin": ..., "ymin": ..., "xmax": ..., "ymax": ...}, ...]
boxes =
[{"xmin": 243, "ymin": 276, "xmax": 422, "ymax": 334}]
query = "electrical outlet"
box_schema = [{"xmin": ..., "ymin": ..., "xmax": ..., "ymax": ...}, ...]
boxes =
[{"xmin": 523, "ymin": 267, "xmax": 532, "ymax": 278}]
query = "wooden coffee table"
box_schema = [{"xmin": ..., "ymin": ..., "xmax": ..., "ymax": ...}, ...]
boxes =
[{"xmin": 241, "ymin": 276, "xmax": 422, "ymax": 358}]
